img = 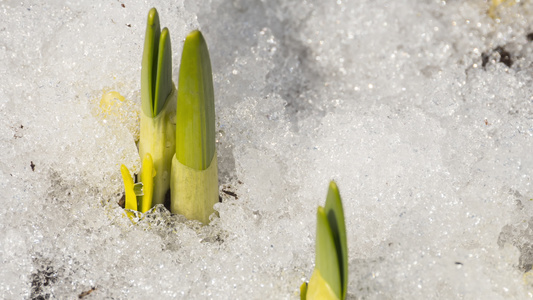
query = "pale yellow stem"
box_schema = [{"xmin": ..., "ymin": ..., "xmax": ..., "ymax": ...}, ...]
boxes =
[
  {"xmin": 138, "ymin": 89, "xmax": 176, "ymax": 207},
  {"xmin": 170, "ymin": 152, "xmax": 219, "ymax": 224},
  {"xmin": 140, "ymin": 153, "xmax": 154, "ymax": 213}
]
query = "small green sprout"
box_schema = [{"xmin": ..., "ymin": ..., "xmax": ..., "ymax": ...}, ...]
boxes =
[
  {"xmin": 170, "ymin": 30, "xmax": 219, "ymax": 224},
  {"xmin": 301, "ymin": 181, "xmax": 348, "ymax": 300},
  {"xmin": 138, "ymin": 7, "xmax": 176, "ymax": 207}
]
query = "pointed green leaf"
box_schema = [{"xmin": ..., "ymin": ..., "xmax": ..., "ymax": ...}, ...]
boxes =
[
  {"xmin": 153, "ymin": 27, "xmax": 172, "ymax": 116},
  {"xmin": 141, "ymin": 8, "xmax": 160, "ymax": 117},
  {"xmin": 315, "ymin": 206, "xmax": 341, "ymax": 299},
  {"xmin": 141, "ymin": 8, "xmax": 172, "ymax": 117},
  {"xmin": 324, "ymin": 181, "xmax": 348, "ymax": 299},
  {"xmin": 176, "ymin": 30, "xmax": 216, "ymax": 171}
]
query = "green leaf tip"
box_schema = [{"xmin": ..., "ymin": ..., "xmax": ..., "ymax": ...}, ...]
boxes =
[
  {"xmin": 324, "ymin": 181, "xmax": 348, "ymax": 300},
  {"xmin": 147, "ymin": 8, "xmax": 158, "ymax": 27},
  {"xmin": 142, "ymin": 7, "xmax": 173, "ymax": 118},
  {"xmin": 176, "ymin": 30, "xmax": 216, "ymax": 171}
]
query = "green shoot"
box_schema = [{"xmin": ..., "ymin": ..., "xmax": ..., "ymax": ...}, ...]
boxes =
[
  {"xmin": 175, "ymin": 30, "xmax": 216, "ymax": 171},
  {"xmin": 324, "ymin": 181, "xmax": 348, "ymax": 299},
  {"xmin": 302, "ymin": 181, "xmax": 348, "ymax": 300},
  {"xmin": 171, "ymin": 30, "xmax": 219, "ymax": 224},
  {"xmin": 141, "ymin": 8, "xmax": 173, "ymax": 117},
  {"xmin": 309, "ymin": 206, "xmax": 341, "ymax": 299},
  {"xmin": 138, "ymin": 7, "xmax": 176, "ymax": 207}
]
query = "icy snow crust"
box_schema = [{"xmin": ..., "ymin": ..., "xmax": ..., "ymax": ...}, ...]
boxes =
[{"xmin": 1, "ymin": 0, "xmax": 533, "ymax": 299}]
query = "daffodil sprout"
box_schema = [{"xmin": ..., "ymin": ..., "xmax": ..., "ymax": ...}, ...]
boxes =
[
  {"xmin": 301, "ymin": 181, "xmax": 348, "ymax": 300},
  {"xmin": 138, "ymin": 7, "xmax": 176, "ymax": 207},
  {"xmin": 171, "ymin": 30, "xmax": 219, "ymax": 224},
  {"xmin": 118, "ymin": 9, "xmax": 219, "ymax": 225}
]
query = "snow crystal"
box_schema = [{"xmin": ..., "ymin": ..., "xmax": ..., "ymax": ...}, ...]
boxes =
[{"xmin": 1, "ymin": 0, "xmax": 533, "ymax": 299}]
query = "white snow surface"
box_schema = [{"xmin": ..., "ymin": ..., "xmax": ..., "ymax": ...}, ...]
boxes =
[{"xmin": 1, "ymin": 0, "xmax": 533, "ymax": 299}]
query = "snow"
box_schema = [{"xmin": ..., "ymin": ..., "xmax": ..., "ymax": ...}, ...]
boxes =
[{"xmin": 1, "ymin": 0, "xmax": 533, "ymax": 299}]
